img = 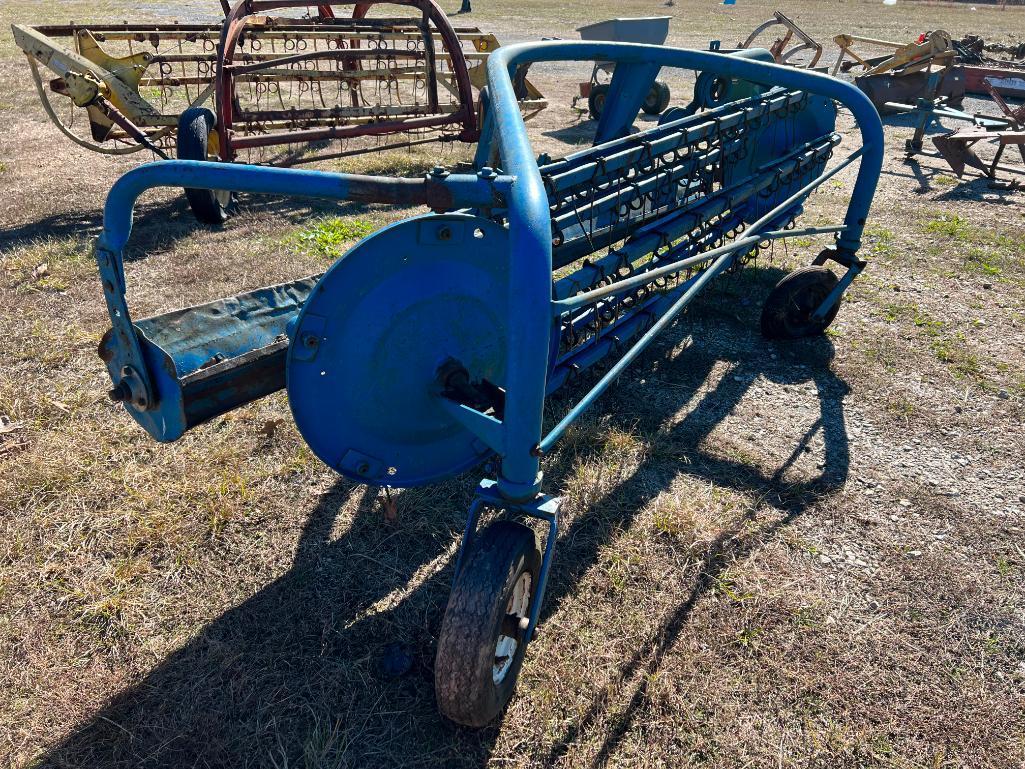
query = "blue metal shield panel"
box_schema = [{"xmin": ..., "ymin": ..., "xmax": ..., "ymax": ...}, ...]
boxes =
[{"xmin": 287, "ymin": 213, "xmax": 511, "ymax": 487}]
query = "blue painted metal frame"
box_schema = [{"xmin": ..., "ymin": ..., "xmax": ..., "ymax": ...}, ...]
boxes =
[
  {"xmin": 441, "ymin": 40, "xmax": 884, "ymax": 649},
  {"xmin": 478, "ymin": 41, "xmax": 884, "ymax": 505},
  {"xmin": 95, "ymin": 161, "xmax": 513, "ymax": 441},
  {"xmin": 93, "ymin": 39, "xmax": 884, "ymax": 669}
]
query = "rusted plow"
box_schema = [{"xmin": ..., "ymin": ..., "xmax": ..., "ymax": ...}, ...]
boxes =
[
  {"xmin": 931, "ymin": 78, "xmax": 1025, "ymax": 186},
  {"xmin": 11, "ymin": 1, "xmax": 544, "ymax": 180}
]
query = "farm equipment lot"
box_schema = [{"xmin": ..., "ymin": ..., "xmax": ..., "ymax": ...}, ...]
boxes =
[{"xmin": 1, "ymin": 0, "xmax": 1024, "ymax": 767}]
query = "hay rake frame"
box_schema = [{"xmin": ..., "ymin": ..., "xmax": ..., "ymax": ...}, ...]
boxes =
[
  {"xmin": 93, "ymin": 41, "xmax": 882, "ymax": 726},
  {"xmin": 12, "ymin": 0, "xmax": 544, "ymax": 164}
]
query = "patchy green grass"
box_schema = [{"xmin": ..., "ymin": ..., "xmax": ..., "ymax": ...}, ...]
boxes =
[
  {"xmin": 880, "ymin": 301, "xmax": 991, "ymax": 383},
  {"xmin": 881, "ymin": 301, "xmax": 942, "ymax": 331},
  {"xmin": 931, "ymin": 333, "xmax": 983, "ymax": 380},
  {"xmin": 287, "ymin": 217, "xmax": 377, "ymax": 258},
  {"xmin": 964, "ymin": 247, "xmax": 1002, "ymax": 277},
  {"xmin": 884, "ymin": 397, "xmax": 917, "ymax": 420},
  {"xmin": 924, "ymin": 213, "xmax": 1025, "ymax": 284},
  {"xmin": 864, "ymin": 226, "xmax": 896, "ymax": 259},
  {"xmin": 1, "ymin": 237, "xmax": 94, "ymax": 293},
  {"xmin": 926, "ymin": 214, "xmax": 975, "ymax": 241}
]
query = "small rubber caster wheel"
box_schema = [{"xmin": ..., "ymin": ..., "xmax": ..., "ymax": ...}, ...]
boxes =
[
  {"xmin": 177, "ymin": 107, "xmax": 232, "ymax": 225},
  {"xmin": 588, "ymin": 83, "xmax": 609, "ymax": 121},
  {"xmin": 760, "ymin": 266, "xmax": 841, "ymax": 340},
  {"xmin": 435, "ymin": 520, "xmax": 540, "ymax": 727},
  {"xmin": 642, "ymin": 80, "xmax": 671, "ymax": 115}
]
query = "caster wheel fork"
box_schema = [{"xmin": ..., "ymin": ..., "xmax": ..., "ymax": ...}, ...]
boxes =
[
  {"xmin": 761, "ymin": 247, "xmax": 865, "ymax": 340},
  {"xmin": 434, "ymin": 481, "xmax": 560, "ymax": 727}
]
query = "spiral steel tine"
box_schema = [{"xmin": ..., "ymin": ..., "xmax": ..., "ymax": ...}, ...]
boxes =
[
  {"xmin": 638, "ymin": 140, "xmax": 656, "ymax": 172},
  {"xmin": 627, "ymin": 183, "xmax": 644, "ymax": 212}
]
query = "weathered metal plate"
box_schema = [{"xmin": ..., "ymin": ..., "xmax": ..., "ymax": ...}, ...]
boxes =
[
  {"xmin": 100, "ymin": 275, "xmax": 319, "ymax": 442},
  {"xmin": 856, "ymin": 69, "xmax": 965, "ymax": 114},
  {"xmin": 963, "ymin": 66, "xmax": 1025, "ymax": 100}
]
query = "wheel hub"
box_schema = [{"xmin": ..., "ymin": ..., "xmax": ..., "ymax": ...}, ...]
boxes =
[{"xmin": 494, "ymin": 571, "xmax": 532, "ymax": 684}]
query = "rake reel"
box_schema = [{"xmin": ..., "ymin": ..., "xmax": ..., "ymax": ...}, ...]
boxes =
[
  {"xmin": 12, "ymin": 1, "xmax": 544, "ymax": 222},
  {"xmin": 93, "ymin": 41, "xmax": 883, "ymax": 726}
]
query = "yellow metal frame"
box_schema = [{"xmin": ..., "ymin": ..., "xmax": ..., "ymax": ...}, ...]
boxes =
[{"xmin": 831, "ymin": 30, "xmax": 955, "ymax": 78}]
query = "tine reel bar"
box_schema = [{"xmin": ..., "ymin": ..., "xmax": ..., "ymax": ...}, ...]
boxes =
[{"xmin": 92, "ymin": 42, "xmax": 883, "ymax": 726}]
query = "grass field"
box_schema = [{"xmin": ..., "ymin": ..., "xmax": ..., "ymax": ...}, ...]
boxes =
[{"xmin": 1, "ymin": 1, "xmax": 1024, "ymax": 767}]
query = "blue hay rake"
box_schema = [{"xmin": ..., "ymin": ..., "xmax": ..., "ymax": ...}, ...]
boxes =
[{"xmin": 94, "ymin": 41, "xmax": 883, "ymax": 726}]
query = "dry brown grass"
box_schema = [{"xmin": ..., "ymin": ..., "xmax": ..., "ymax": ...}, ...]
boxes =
[{"xmin": 2, "ymin": 1, "xmax": 1025, "ymax": 767}]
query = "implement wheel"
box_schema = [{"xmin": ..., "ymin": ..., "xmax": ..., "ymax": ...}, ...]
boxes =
[
  {"xmin": 588, "ymin": 83, "xmax": 609, "ymax": 121},
  {"xmin": 642, "ymin": 80, "xmax": 671, "ymax": 115},
  {"xmin": 435, "ymin": 521, "xmax": 540, "ymax": 727},
  {"xmin": 177, "ymin": 107, "xmax": 232, "ymax": 225},
  {"xmin": 761, "ymin": 266, "xmax": 841, "ymax": 340}
]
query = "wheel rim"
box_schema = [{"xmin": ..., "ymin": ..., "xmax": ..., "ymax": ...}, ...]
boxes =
[
  {"xmin": 493, "ymin": 571, "xmax": 531, "ymax": 684},
  {"xmin": 784, "ymin": 283, "xmax": 831, "ymax": 336},
  {"xmin": 209, "ymin": 151, "xmax": 232, "ymax": 208}
]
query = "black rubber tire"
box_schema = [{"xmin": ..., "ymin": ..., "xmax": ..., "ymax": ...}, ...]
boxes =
[
  {"xmin": 642, "ymin": 80, "xmax": 671, "ymax": 115},
  {"xmin": 435, "ymin": 520, "xmax": 541, "ymax": 727},
  {"xmin": 177, "ymin": 107, "xmax": 230, "ymax": 225},
  {"xmin": 588, "ymin": 83, "xmax": 610, "ymax": 121},
  {"xmin": 761, "ymin": 266, "xmax": 842, "ymax": 340}
]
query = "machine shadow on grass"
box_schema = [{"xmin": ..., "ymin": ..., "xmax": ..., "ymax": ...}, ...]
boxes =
[
  {"xmin": 880, "ymin": 151, "xmax": 1025, "ymax": 200},
  {"xmin": 38, "ymin": 265, "xmax": 850, "ymax": 769}
]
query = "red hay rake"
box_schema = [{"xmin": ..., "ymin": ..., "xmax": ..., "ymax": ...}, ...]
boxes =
[{"xmin": 12, "ymin": 1, "xmax": 545, "ymax": 168}]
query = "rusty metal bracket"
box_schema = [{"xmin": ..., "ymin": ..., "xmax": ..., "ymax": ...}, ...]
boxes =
[{"xmin": 739, "ymin": 12, "xmax": 822, "ymax": 69}]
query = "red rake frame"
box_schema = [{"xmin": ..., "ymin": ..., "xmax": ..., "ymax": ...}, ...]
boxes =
[
  {"xmin": 12, "ymin": 0, "xmax": 544, "ymax": 166},
  {"xmin": 214, "ymin": 0, "xmax": 479, "ymax": 162}
]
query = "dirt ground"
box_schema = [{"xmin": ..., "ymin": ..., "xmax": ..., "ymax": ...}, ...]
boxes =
[{"xmin": 1, "ymin": 1, "xmax": 1024, "ymax": 768}]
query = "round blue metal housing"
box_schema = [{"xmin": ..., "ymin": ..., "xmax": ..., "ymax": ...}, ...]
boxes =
[{"xmin": 287, "ymin": 213, "xmax": 510, "ymax": 488}]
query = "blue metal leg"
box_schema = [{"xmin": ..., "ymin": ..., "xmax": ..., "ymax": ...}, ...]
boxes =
[
  {"xmin": 596, "ymin": 60, "xmax": 662, "ymax": 143},
  {"xmin": 452, "ymin": 497, "xmax": 487, "ymax": 580},
  {"xmin": 520, "ymin": 503, "xmax": 558, "ymax": 645},
  {"xmin": 452, "ymin": 479, "xmax": 561, "ymax": 645},
  {"xmin": 811, "ymin": 262, "xmax": 863, "ymax": 323}
]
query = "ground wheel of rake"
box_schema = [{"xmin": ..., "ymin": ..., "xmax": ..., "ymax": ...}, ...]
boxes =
[
  {"xmin": 642, "ymin": 80, "xmax": 671, "ymax": 115},
  {"xmin": 435, "ymin": 521, "xmax": 540, "ymax": 727},
  {"xmin": 177, "ymin": 107, "xmax": 232, "ymax": 225},
  {"xmin": 588, "ymin": 83, "xmax": 610, "ymax": 121},
  {"xmin": 760, "ymin": 266, "xmax": 841, "ymax": 340}
]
